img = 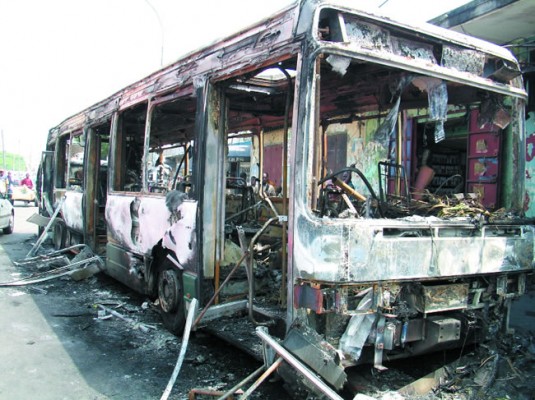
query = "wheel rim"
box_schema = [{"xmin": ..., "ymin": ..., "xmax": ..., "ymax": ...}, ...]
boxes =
[
  {"xmin": 158, "ymin": 269, "xmax": 181, "ymax": 313},
  {"xmin": 8, "ymin": 214, "xmax": 13, "ymax": 230}
]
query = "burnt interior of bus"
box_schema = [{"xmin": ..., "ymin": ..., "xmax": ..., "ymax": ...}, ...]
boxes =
[
  {"xmin": 114, "ymin": 103, "xmax": 147, "ymax": 192},
  {"xmin": 311, "ymin": 8, "xmax": 524, "ymax": 221},
  {"xmin": 215, "ymin": 51, "xmax": 518, "ymax": 227},
  {"xmin": 132, "ymin": 43, "xmax": 520, "ymax": 309},
  {"xmin": 40, "ymin": 7, "xmax": 530, "ymax": 388},
  {"xmin": 177, "ymin": 51, "xmax": 524, "ymax": 347},
  {"xmin": 92, "ymin": 123, "xmax": 110, "ymax": 244},
  {"xmin": 111, "ymin": 98, "xmax": 198, "ymax": 195},
  {"xmin": 147, "ymin": 97, "xmax": 198, "ymax": 194},
  {"xmin": 190, "ymin": 51, "xmax": 526, "ymax": 379},
  {"xmin": 311, "ymin": 54, "xmax": 516, "ymax": 220},
  {"xmin": 212, "ymin": 60, "xmax": 298, "ymax": 303}
]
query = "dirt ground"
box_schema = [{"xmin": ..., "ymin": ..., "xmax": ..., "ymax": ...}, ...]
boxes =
[{"xmin": 1, "ymin": 204, "xmax": 535, "ymax": 400}]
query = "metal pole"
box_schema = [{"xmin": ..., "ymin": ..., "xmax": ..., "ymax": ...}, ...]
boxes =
[
  {"xmin": 26, "ymin": 196, "xmax": 66, "ymax": 257},
  {"xmin": 144, "ymin": 0, "xmax": 164, "ymax": 67},
  {"xmin": 239, "ymin": 357, "xmax": 283, "ymax": 399},
  {"xmin": 278, "ymin": 67, "xmax": 292, "ymax": 308},
  {"xmin": 256, "ymin": 328, "xmax": 344, "ymax": 400},
  {"xmin": 215, "ymin": 365, "xmax": 265, "ymax": 400},
  {"xmin": 160, "ymin": 298, "xmax": 198, "ymax": 400}
]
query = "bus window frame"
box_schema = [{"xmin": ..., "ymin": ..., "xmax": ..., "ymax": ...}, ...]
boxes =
[{"xmin": 110, "ymin": 102, "xmax": 148, "ymax": 193}]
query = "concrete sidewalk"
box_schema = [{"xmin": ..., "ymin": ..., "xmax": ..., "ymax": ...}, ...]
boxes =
[{"xmin": 0, "ymin": 246, "xmax": 106, "ymax": 400}]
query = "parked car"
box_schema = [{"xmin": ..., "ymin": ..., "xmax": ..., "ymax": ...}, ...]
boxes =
[
  {"xmin": 10, "ymin": 185, "xmax": 37, "ymax": 206},
  {"xmin": 0, "ymin": 193, "xmax": 14, "ymax": 234}
]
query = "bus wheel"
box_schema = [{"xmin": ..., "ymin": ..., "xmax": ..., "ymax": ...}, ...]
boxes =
[
  {"xmin": 158, "ymin": 265, "xmax": 186, "ymax": 335},
  {"xmin": 53, "ymin": 222, "xmax": 66, "ymax": 250}
]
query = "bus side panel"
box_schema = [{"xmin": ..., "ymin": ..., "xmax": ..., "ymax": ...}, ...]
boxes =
[
  {"xmin": 137, "ymin": 197, "xmax": 171, "ymax": 252},
  {"xmin": 63, "ymin": 192, "xmax": 83, "ymax": 232},
  {"xmin": 105, "ymin": 194, "xmax": 170, "ymax": 254},
  {"xmin": 162, "ymin": 200, "xmax": 198, "ymax": 272},
  {"xmin": 106, "ymin": 242, "xmax": 150, "ymax": 295}
]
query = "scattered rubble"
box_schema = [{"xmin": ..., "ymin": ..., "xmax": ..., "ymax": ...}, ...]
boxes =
[
  {"xmin": 3, "ymin": 237, "xmax": 287, "ymax": 399},
  {"xmin": 4, "ymin": 234, "xmax": 534, "ymax": 400},
  {"xmin": 382, "ymin": 193, "xmax": 492, "ymax": 220},
  {"xmin": 2, "ymin": 244, "xmax": 104, "ymax": 287},
  {"xmin": 96, "ymin": 303, "xmax": 157, "ymax": 333},
  {"xmin": 340, "ymin": 328, "xmax": 535, "ymax": 400}
]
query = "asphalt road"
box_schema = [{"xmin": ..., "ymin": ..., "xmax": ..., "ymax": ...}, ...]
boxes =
[
  {"xmin": 0, "ymin": 205, "xmax": 109, "ymax": 399},
  {"xmin": 0, "ymin": 205, "xmax": 287, "ymax": 400}
]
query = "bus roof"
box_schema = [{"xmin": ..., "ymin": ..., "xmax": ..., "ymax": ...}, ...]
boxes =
[{"xmin": 48, "ymin": 0, "xmax": 524, "ymax": 144}]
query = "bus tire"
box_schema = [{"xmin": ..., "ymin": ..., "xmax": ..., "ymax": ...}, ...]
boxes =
[
  {"xmin": 158, "ymin": 261, "xmax": 186, "ymax": 335},
  {"xmin": 53, "ymin": 221, "xmax": 66, "ymax": 250}
]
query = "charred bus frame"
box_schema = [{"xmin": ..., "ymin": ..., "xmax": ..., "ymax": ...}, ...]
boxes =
[{"xmin": 37, "ymin": 0, "xmax": 533, "ymax": 392}]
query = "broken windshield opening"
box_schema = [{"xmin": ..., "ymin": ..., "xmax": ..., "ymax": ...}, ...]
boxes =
[{"xmin": 310, "ymin": 53, "xmax": 517, "ymax": 220}]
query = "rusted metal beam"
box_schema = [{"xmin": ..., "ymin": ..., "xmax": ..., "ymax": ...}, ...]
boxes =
[
  {"xmin": 239, "ymin": 357, "xmax": 283, "ymax": 399},
  {"xmin": 27, "ymin": 196, "xmax": 66, "ymax": 257},
  {"xmin": 215, "ymin": 365, "xmax": 265, "ymax": 400},
  {"xmin": 192, "ymin": 254, "xmax": 247, "ymax": 328},
  {"xmin": 189, "ymin": 388, "xmax": 241, "ymax": 399},
  {"xmin": 161, "ymin": 298, "xmax": 198, "ymax": 400},
  {"xmin": 256, "ymin": 327, "xmax": 344, "ymax": 400}
]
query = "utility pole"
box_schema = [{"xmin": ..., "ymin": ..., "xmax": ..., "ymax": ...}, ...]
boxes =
[
  {"xmin": 144, "ymin": 0, "xmax": 164, "ymax": 67},
  {"xmin": 18, "ymin": 138, "xmax": 21, "ymax": 172}
]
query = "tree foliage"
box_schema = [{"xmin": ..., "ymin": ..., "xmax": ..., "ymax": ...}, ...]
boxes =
[{"xmin": 0, "ymin": 152, "xmax": 27, "ymax": 172}]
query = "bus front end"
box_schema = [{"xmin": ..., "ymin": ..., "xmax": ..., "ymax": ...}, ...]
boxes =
[{"xmin": 286, "ymin": 2, "xmax": 533, "ymax": 389}]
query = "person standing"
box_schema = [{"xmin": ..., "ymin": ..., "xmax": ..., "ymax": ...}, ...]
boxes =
[
  {"xmin": 21, "ymin": 173, "xmax": 34, "ymax": 189},
  {"xmin": 262, "ymin": 172, "xmax": 276, "ymax": 196},
  {"xmin": 6, "ymin": 171, "xmax": 14, "ymax": 204},
  {"xmin": 0, "ymin": 170, "xmax": 6, "ymax": 195},
  {"xmin": 250, "ymin": 176, "xmax": 260, "ymax": 194}
]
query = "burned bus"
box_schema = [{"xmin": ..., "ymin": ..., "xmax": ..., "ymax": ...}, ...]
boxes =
[{"xmin": 36, "ymin": 0, "xmax": 533, "ymax": 393}]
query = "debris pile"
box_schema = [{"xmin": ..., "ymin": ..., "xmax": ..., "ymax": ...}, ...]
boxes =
[
  {"xmin": 382, "ymin": 193, "xmax": 493, "ymax": 219},
  {"xmin": 2, "ymin": 244, "xmax": 103, "ymax": 287},
  {"xmin": 95, "ymin": 303, "xmax": 157, "ymax": 333},
  {"xmin": 345, "ymin": 329, "xmax": 535, "ymax": 400}
]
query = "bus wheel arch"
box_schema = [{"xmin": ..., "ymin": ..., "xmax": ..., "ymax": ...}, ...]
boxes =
[
  {"xmin": 53, "ymin": 220, "xmax": 66, "ymax": 249},
  {"xmin": 156, "ymin": 255, "xmax": 186, "ymax": 335}
]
